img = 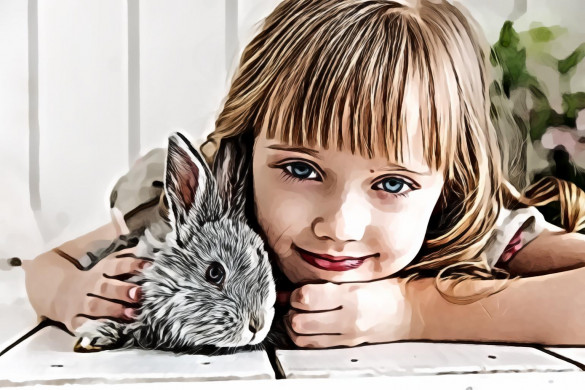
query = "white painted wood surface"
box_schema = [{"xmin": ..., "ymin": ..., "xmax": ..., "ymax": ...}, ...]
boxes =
[
  {"xmin": 547, "ymin": 348, "xmax": 585, "ymax": 367},
  {"xmin": 275, "ymin": 343, "xmax": 579, "ymax": 378},
  {"xmin": 0, "ymin": 263, "xmax": 38, "ymax": 354},
  {"xmin": 0, "ymin": 0, "xmax": 45, "ymax": 260},
  {"xmin": 3, "ymin": 373, "xmax": 585, "ymax": 390},
  {"xmin": 36, "ymin": 0, "xmax": 129, "ymax": 252},
  {"xmin": 139, "ymin": 1, "xmax": 228, "ymax": 156},
  {"xmin": 0, "ymin": 325, "xmax": 274, "ymax": 386}
]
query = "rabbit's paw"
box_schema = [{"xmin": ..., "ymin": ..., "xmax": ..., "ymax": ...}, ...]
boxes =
[{"xmin": 73, "ymin": 319, "xmax": 128, "ymax": 352}]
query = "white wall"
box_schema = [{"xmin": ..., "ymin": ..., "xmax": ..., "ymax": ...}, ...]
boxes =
[
  {"xmin": 0, "ymin": 0, "xmax": 583, "ymax": 260},
  {"xmin": 0, "ymin": 0, "xmax": 43, "ymax": 259}
]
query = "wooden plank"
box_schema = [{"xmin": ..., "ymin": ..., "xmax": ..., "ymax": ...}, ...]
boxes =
[
  {"xmin": 0, "ymin": 0, "xmax": 45, "ymax": 260},
  {"xmin": 0, "ymin": 263, "xmax": 39, "ymax": 354},
  {"xmin": 3, "ymin": 372, "xmax": 585, "ymax": 390},
  {"xmin": 547, "ymin": 348, "xmax": 585, "ymax": 368},
  {"xmin": 275, "ymin": 343, "xmax": 578, "ymax": 378},
  {"xmin": 0, "ymin": 325, "xmax": 274, "ymax": 386},
  {"xmin": 139, "ymin": 0, "xmax": 227, "ymax": 154},
  {"xmin": 36, "ymin": 0, "xmax": 129, "ymax": 251}
]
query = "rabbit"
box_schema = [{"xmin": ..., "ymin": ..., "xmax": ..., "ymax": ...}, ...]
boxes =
[{"xmin": 73, "ymin": 131, "xmax": 276, "ymax": 353}]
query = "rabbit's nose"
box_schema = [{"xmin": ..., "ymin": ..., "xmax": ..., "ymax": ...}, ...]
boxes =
[{"xmin": 249, "ymin": 316, "xmax": 264, "ymax": 333}]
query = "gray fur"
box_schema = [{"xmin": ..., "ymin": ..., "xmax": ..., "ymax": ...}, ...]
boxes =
[{"xmin": 75, "ymin": 132, "xmax": 276, "ymax": 353}]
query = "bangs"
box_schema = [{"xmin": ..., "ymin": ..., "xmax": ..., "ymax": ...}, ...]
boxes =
[{"xmin": 256, "ymin": 4, "xmax": 459, "ymax": 172}]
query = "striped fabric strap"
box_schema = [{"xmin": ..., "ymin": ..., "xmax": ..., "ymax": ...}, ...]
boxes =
[{"xmin": 497, "ymin": 227, "xmax": 524, "ymax": 264}]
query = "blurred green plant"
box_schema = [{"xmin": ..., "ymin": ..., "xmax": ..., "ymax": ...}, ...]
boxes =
[
  {"xmin": 490, "ymin": 21, "xmax": 585, "ymax": 141},
  {"xmin": 490, "ymin": 21, "xmax": 585, "ymax": 228}
]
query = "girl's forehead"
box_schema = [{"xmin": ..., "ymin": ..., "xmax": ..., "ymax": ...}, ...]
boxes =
[
  {"xmin": 255, "ymin": 121, "xmax": 436, "ymax": 175},
  {"xmin": 254, "ymin": 57, "xmax": 447, "ymax": 174}
]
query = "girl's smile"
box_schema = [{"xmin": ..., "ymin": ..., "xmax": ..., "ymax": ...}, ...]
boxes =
[
  {"xmin": 252, "ymin": 124, "xmax": 446, "ymax": 284},
  {"xmin": 293, "ymin": 244, "xmax": 379, "ymax": 272}
]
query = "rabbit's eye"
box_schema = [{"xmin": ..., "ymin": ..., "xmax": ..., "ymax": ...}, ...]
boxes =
[{"xmin": 206, "ymin": 262, "xmax": 225, "ymax": 287}]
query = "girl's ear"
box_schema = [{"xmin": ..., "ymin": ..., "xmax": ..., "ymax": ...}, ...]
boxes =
[
  {"xmin": 165, "ymin": 132, "xmax": 220, "ymax": 235},
  {"xmin": 212, "ymin": 133, "xmax": 252, "ymax": 221}
]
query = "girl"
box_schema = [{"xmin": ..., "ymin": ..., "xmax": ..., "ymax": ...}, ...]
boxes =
[{"xmin": 23, "ymin": 0, "xmax": 585, "ymax": 349}]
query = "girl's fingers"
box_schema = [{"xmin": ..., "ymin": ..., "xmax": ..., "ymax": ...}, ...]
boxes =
[
  {"xmin": 289, "ymin": 333, "xmax": 364, "ymax": 349},
  {"xmin": 94, "ymin": 278, "xmax": 141, "ymax": 303},
  {"xmin": 287, "ymin": 310, "xmax": 346, "ymax": 335},
  {"xmin": 290, "ymin": 283, "xmax": 341, "ymax": 311},
  {"xmin": 283, "ymin": 318, "xmax": 362, "ymax": 348},
  {"xmin": 101, "ymin": 256, "xmax": 151, "ymax": 277},
  {"xmin": 82, "ymin": 296, "xmax": 136, "ymax": 320}
]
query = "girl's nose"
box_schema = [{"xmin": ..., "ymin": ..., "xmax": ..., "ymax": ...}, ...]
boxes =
[{"xmin": 312, "ymin": 190, "xmax": 371, "ymax": 242}]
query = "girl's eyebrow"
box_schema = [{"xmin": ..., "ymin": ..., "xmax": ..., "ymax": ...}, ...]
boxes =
[{"xmin": 266, "ymin": 144, "xmax": 320, "ymax": 159}]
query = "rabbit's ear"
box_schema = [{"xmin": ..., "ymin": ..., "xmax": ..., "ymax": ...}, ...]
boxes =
[
  {"xmin": 165, "ymin": 132, "xmax": 220, "ymax": 236},
  {"xmin": 212, "ymin": 134, "xmax": 251, "ymax": 221}
]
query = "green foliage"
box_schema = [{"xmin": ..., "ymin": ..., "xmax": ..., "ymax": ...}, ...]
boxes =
[
  {"xmin": 529, "ymin": 26, "xmax": 555, "ymax": 42},
  {"xmin": 491, "ymin": 21, "xmax": 540, "ymax": 96},
  {"xmin": 491, "ymin": 21, "xmax": 585, "ymax": 142},
  {"xmin": 558, "ymin": 43, "xmax": 585, "ymax": 74},
  {"xmin": 491, "ymin": 20, "xmax": 585, "ymax": 195},
  {"xmin": 562, "ymin": 92, "xmax": 585, "ymax": 119}
]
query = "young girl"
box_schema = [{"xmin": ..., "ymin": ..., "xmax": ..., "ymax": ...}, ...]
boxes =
[{"xmin": 23, "ymin": 0, "xmax": 585, "ymax": 348}]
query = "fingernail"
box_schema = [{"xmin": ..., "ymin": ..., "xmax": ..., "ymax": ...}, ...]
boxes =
[
  {"xmin": 141, "ymin": 262, "xmax": 152, "ymax": 269},
  {"xmin": 128, "ymin": 286, "xmax": 141, "ymax": 300},
  {"xmin": 124, "ymin": 308, "xmax": 136, "ymax": 319}
]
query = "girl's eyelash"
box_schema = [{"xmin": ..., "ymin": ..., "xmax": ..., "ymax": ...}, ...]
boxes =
[
  {"xmin": 274, "ymin": 160, "xmax": 323, "ymax": 182},
  {"xmin": 273, "ymin": 160, "xmax": 415, "ymax": 199},
  {"xmin": 372, "ymin": 177, "xmax": 415, "ymax": 198}
]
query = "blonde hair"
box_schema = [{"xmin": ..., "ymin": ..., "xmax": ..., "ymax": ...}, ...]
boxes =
[{"xmin": 201, "ymin": 0, "xmax": 585, "ymax": 303}]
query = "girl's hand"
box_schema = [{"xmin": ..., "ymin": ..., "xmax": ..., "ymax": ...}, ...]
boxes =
[
  {"xmin": 283, "ymin": 279, "xmax": 414, "ymax": 348},
  {"xmin": 22, "ymin": 247, "xmax": 152, "ymax": 333}
]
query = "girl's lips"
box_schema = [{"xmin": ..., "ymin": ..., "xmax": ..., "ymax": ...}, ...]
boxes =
[{"xmin": 294, "ymin": 246, "xmax": 376, "ymax": 272}]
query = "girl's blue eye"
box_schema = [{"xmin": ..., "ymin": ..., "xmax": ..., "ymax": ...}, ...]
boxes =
[
  {"xmin": 284, "ymin": 162, "xmax": 319, "ymax": 180},
  {"xmin": 374, "ymin": 177, "xmax": 411, "ymax": 195}
]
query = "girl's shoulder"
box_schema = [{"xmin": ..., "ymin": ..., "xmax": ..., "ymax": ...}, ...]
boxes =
[
  {"xmin": 484, "ymin": 205, "xmax": 565, "ymax": 268},
  {"xmin": 109, "ymin": 147, "xmax": 167, "ymax": 232}
]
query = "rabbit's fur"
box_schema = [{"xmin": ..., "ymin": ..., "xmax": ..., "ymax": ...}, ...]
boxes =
[{"xmin": 74, "ymin": 132, "xmax": 276, "ymax": 353}]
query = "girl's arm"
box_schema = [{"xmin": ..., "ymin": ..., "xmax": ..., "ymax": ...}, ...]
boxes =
[
  {"xmin": 409, "ymin": 231, "xmax": 585, "ymax": 345},
  {"xmin": 21, "ymin": 219, "xmax": 149, "ymax": 332},
  {"xmin": 285, "ymin": 231, "xmax": 585, "ymax": 347},
  {"xmin": 410, "ymin": 268, "xmax": 585, "ymax": 345},
  {"xmin": 23, "ymin": 149, "xmax": 165, "ymax": 332},
  {"xmin": 505, "ymin": 229, "xmax": 585, "ymax": 276}
]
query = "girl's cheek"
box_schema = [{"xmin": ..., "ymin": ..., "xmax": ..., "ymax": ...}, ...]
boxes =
[
  {"xmin": 372, "ymin": 191, "xmax": 412, "ymax": 214},
  {"xmin": 256, "ymin": 188, "xmax": 312, "ymax": 254},
  {"xmin": 373, "ymin": 208, "xmax": 427, "ymax": 256}
]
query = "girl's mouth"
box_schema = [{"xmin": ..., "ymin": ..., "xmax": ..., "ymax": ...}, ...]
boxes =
[{"xmin": 293, "ymin": 245, "xmax": 375, "ymax": 271}]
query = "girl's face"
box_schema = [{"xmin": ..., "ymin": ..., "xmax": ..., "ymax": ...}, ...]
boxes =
[{"xmin": 252, "ymin": 124, "xmax": 445, "ymax": 284}]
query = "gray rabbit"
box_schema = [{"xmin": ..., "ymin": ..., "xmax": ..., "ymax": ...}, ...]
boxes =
[{"xmin": 74, "ymin": 132, "xmax": 276, "ymax": 353}]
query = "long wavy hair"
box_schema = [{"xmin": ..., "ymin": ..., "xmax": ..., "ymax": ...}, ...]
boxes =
[{"xmin": 199, "ymin": 0, "xmax": 585, "ymax": 303}]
